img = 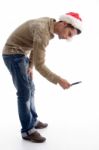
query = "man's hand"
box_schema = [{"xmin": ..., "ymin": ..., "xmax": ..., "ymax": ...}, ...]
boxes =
[
  {"xmin": 58, "ymin": 78, "xmax": 71, "ymax": 89},
  {"xmin": 27, "ymin": 67, "xmax": 33, "ymax": 79}
]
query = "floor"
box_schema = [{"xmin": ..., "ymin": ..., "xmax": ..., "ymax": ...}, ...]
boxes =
[{"xmin": 0, "ymin": 77, "xmax": 99, "ymax": 150}]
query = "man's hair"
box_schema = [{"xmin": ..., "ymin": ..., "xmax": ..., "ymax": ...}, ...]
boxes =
[
  {"xmin": 59, "ymin": 21, "xmax": 81, "ymax": 34},
  {"xmin": 66, "ymin": 23, "xmax": 81, "ymax": 34}
]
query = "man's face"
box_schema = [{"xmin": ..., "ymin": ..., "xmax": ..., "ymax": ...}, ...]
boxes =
[{"xmin": 57, "ymin": 22, "xmax": 77, "ymax": 40}]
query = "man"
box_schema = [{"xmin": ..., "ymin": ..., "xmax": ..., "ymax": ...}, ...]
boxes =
[{"xmin": 2, "ymin": 12, "xmax": 82, "ymax": 143}]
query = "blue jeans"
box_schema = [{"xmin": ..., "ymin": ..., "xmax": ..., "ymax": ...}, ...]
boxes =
[{"xmin": 3, "ymin": 54, "xmax": 38, "ymax": 136}]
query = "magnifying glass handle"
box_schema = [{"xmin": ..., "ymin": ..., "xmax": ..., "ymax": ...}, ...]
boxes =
[{"xmin": 71, "ymin": 81, "xmax": 82, "ymax": 86}]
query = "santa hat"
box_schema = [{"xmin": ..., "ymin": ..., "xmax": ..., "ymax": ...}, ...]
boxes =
[{"xmin": 59, "ymin": 12, "xmax": 82, "ymax": 33}]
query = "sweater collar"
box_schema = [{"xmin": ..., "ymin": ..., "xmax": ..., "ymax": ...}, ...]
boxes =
[{"xmin": 49, "ymin": 18, "xmax": 56, "ymax": 39}]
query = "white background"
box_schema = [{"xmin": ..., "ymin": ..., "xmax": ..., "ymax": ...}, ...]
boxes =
[{"xmin": 0, "ymin": 0, "xmax": 99, "ymax": 150}]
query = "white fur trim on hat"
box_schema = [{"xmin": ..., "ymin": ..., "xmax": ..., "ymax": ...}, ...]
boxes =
[{"xmin": 59, "ymin": 14, "xmax": 82, "ymax": 32}]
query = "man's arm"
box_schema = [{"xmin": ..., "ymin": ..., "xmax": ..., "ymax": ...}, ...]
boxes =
[
  {"xmin": 33, "ymin": 40, "xmax": 61, "ymax": 84},
  {"xmin": 28, "ymin": 27, "xmax": 71, "ymax": 88}
]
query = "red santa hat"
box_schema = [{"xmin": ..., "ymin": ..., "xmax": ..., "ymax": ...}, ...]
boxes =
[{"xmin": 59, "ymin": 12, "xmax": 82, "ymax": 33}]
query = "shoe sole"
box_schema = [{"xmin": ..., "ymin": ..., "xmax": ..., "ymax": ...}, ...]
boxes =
[{"xmin": 22, "ymin": 137, "xmax": 46, "ymax": 143}]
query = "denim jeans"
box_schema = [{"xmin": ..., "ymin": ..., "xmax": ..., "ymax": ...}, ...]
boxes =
[{"xmin": 3, "ymin": 54, "xmax": 38, "ymax": 136}]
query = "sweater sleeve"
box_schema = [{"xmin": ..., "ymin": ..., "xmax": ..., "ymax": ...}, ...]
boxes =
[{"xmin": 29, "ymin": 28, "xmax": 61, "ymax": 84}]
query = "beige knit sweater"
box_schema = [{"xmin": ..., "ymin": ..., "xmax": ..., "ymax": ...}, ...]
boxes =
[{"xmin": 3, "ymin": 17, "xmax": 61, "ymax": 84}]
